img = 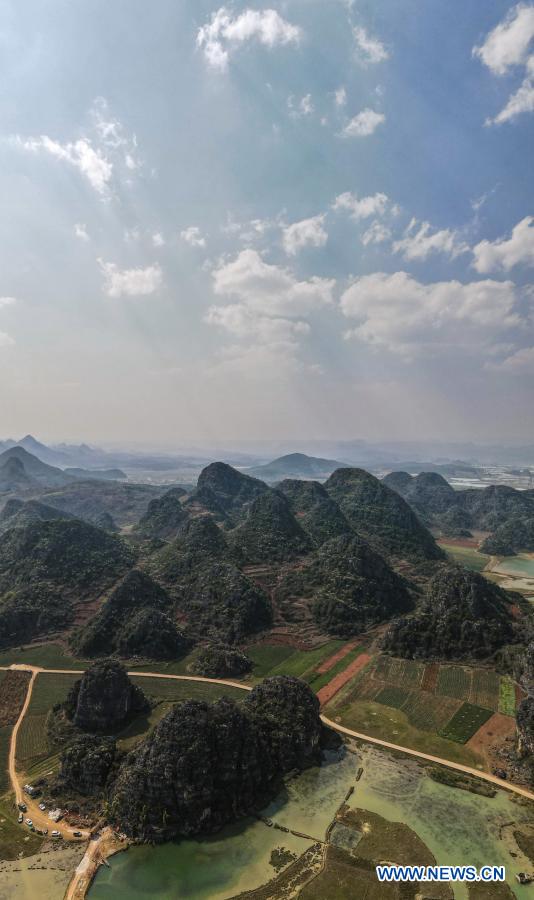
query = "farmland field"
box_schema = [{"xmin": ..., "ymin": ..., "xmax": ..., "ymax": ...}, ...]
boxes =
[
  {"xmin": 16, "ymin": 713, "xmax": 49, "ymax": 764},
  {"xmin": 129, "ymin": 676, "xmax": 247, "ymax": 703},
  {"xmin": 375, "ymin": 686, "xmax": 412, "ymax": 710},
  {"xmin": 470, "ymin": 669, "xmax": 501, "ymax": 710},
  {"xmin": 438, "ymin": 703, "xmax": 494, "ymax": 743},
  {"xmin": 439, "ymin": 542, "xmax": 490, "ymax": 572},
  {"xmin": 0, "ymin": 725, "xmax": 11, "ymax": 796},
  {"xmin": 499, "ymin": 677, "xmax": 516, "ymax": 716},
  {"xmin": 245, "ymin": 643, "xmax": 296, "ymax": 678},
  {"xmin": 436, "ymin": 665, "xmax": 471, "ymax": 701}
]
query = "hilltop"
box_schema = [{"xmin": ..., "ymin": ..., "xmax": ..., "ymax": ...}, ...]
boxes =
[{"xmin": 246, "ymin": 452, "xmax": 350, "ymax": 483}]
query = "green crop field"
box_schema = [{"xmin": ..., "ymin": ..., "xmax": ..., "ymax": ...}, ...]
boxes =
[
  {"xmin": 246, "ymin": 643, "xmax": 296, "ymax": 678},
  {"xmin": 375, "ymin": 686, "xmax": 412, "ymax": 710},
  {"xmin": 129, "ymin": 675, "xmax": 248, "ymax": 703},
  {"xmin": 436, "ymin": 665, "xmax": 472, "ymax": 701},
  {"xmin": 470, "ymin": 669, "xmax": 500, "ymax": 711},
  {"xmin": 28, "ymin": 672, "xmax": 79, "ymax": 715},
  {"xmin": 440, "ymin": 543, "xmax": 490, "ymax": 573},
  {"xmin": 438, "ymin": 702, "xmax": 493, "ymax": 743},
  {"xmin": 404, "ymin": 693, "xmax": 461, "ymax": 732},
  {"xmin": 0, "ymin": 643, "xmax": 86, "ymax": 670},
  {"xmin": 498, "ymin": 677, "xmax": 516, "ymax": 716},
  {"xmin": 267, "ymin": 641, "xmax": 344, "ymax": 679},
  {"xmin": 16, "ymin": 714, "xmax": 50, "ymax": 764}
]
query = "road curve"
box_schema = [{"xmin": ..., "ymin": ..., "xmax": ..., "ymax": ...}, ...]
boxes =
[{"xmin": 6, "ymin": 663, "xmax": 534, "ymax": 811}]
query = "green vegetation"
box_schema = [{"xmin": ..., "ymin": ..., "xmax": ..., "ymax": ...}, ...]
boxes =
[
  {"xmin": 268, "ymin": 642, "xmax": 344, "ymax": 678},
  {"xmin": 16, "ymin": 714, "xmax": 49, "ymax": 764},
  {"xmin": 440, "ymin": 543, "xmax": 490, "ymax": 572},
  {"xmin": 129, "ymin": 675, "xmax": 247, "ymax": 703},
  {"xmin": 375, "ymin": 685, "xmax": 412, "ymax": 709},
  {"xmin": 470, "ymin": 669, "xmax": 501, "ymax": 710},
  {"xmin": 498, "ymin": 677, "xmax": 516, "ymax": 716},
  {"xmin": 438, "ymin": 703, "xmax": 493, "ymax": 743},
  {"xmin": 0, "ymin": 642, "xmax": 86, "ymax": 669},
  {"xmin": 427, "ymin": 766, "xmax": 496, "ymax": 797},
  {"xmin": 28, "ymin": 672, "xmax": 79, "ymax": 714},
  {"xmin": 246, "ymin": 643, "xmax": 296, "ymax": 678},
  {"xmin": 0, "ymin": 797, "xmax": 43, "ymax": 858},
  {"xmin": 0, "ymin": 726, "xmax": 11, "ymax": 795}
]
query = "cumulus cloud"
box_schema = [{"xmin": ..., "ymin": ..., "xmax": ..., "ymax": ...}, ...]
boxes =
[
  {"xmin": 205, "ymin": 249, "xmax": 333, "ymax": 367},
  {"xmin": 99, "ymin": 260, "xmax": 163, "ymax": 297},
  {"xmin": 197, "ymin": 7, "xmax": 301, "ymax": 71},
  {"xmin": 152, "ymin": 232, "xmax": 165, "ymax": 247},
  {"xmin": 474, "ymin": 4, "xmax": 534, "ymax": 125},
  {"xmin": 180, "ymin": 226, "xmax": 206, "ymax": 248},
  {"xmin": 74, "ymin": 223, "xmax": 90, "ymax": 242},
  {"xmin": 341, "ymin": 271, "xmax": 522, "ymax": 357},
  {"xmin": 211, "ymin": 249, "xmax": 334, "ymax": 316},
  {"xmin": 361, "ymin": 220, "xmax": 391, "ymax": 245},
  {"xmin": 353, "ymin": 26, "xmax": 389, "ymax": 65},
  {"xmin": 341, "ymin": 108, "xmax": 385, "ymax": 137},
  {"xmin": 0, "ymin": 297, "xmax": 16, "ymax": 347},
  {"xmin": 332, "ymin": 191, "xmax": 389, "ymax": 220},
  {"xmin": 473, "ymin": 4, "xmax": 534, "ymax": 75},
  {"xmin": 472, "ymin": 216, "xmax": 534, "ymax": 272},
  {"xmin": 282, "ymin": 214, "xmax": 328, "ymax": 255},
  {"xmin": 0, "ymin": 296, "xmax": 16, "ymax": 309},
  {"xmin": 393, "ymin": 219, "xmax": 469, "ymax": 261}
]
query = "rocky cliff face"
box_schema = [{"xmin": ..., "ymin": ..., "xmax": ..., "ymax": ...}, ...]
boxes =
[
  {"xmin": 229, "ymin": 491, "xmax": 312, "ymax": 564},
  {"xmin": 189, "ymin": 643, "xmax": 252, "ymax": 678},
  {"xmin": 278, "ymin": 479, "xmax": 352, "ymax": 546},
  {"xmin": 110, "ymin": 676, "xmax": 322, "ymax": 841},
  {"xmin": 480, "ymin": 517, "xmax": 534, "ymax": 556},
  {"xmin": 384, "ymin": 565, "xmax": 515, "ymax": 660},
  {"xmin": 516, "ymin": 698, "xmax": 534, "ymax": 759},
  {"xmin": 56, "ymin": 735, "xmax": 117, "ymax": 796},
  {"xmin": 190, "ymin": 462, "xmax": 268, "ymax": 524},
  {"xmin": 65, "ymin": 659, "xmax": 149, "ymax": 734}
]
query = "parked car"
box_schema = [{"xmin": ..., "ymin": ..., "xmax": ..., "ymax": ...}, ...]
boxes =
[
  {"xmin": 17, "ymin": 813, "xmax": 23, "ymax": 824},
  {"xmin": 25, "ymin": 819, "xmax": 33, "ymax": 828},
  {"xmin": 39, "ymin": 803, "xmax": 46, "ymax": 811},
  {"xmin": 17, "ymin": 803, "xmax": 27, "ymax": 812},
  {"xmin": 72, "ymin": 831, "xmax": 82, "ymax": 837},
  {"xmin": 51, "ymin": 830, "xmax": 61, "ymax": 838}
]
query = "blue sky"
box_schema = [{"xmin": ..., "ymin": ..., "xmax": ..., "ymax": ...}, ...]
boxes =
[{"xmin": 0, "ymin": 0, "xmax": 533, "ymax": 445}]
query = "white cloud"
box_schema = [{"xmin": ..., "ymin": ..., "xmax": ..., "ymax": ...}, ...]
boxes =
[
  {"xmin": 335, "ymin": 86, "xmax": 347, "ymax": 107},
  {"xmin": 152, "ymin": 232, "xmax": 165, "ymax": 247},
  {"xmin": 332, "ymin": 191, "xmax": 389, "ymax": 220},
  {"xmin": 74, "ymin": 223, "xmax": 90, "ymax": 242},
  {"xmin": 341, "ymin": 108, "xmax": 385, "ymax": 137},
  {"xmin": 0, "ymin": 296, "xmax": 17, "ymax": 309},
  {"xmin": 490, "ymin": 345, "xmax": 534, "ymax": 374},
  {"xmin": 474, "ymin": 5, "xmax": 534, "ymax": 125},
  {"xmin": 13, "ymin": 98, "xmax": 141, "ymax": 194},
  {"xmin": 288, "ymin": 93, "xmax": 314, "ymax": 117},
  {"xmin": 487, "ymin": 56, "xmax": 534, "ymax": 124},
  {"xmin": 341, "ymin": 271, "xmax": 521, "ymax": 357},
  {"xmin": 361, "ymin": 220, "xmax": 391, "ymax": 245},
  {"xmin": 393, "ymin": 219, "xmax": 469, "ymax": 261},
  {"xmin": 18, "ymin": 135, "xmax": 112, "ymax": 194},
  {"xmin": 197, "ymin": 7, "xmax": 301, "ymax": 71},
  {"xmin": 472, "ymin": 216, "xmax": 534, "ymax": 272},
  {"xmin": 180, "ymin": 226, "xmax": 206, "ymax": 248},
  {"xmin": 99, "ymin": 260, "xmax": 163, "ymax": 298},
  {"xmin": 205, "ymin": 304, "xmax": 310, "ymax": 342},
  {"xmin": 212, "ymin": 249, "xmax": 334, "ymax": 317},
  {"xmin": 282, "ymin": 214, "xmax": 328, "ymax": 255},
  {"xmin": 353, "ymin": 26, "xmax": 389, "ymax": 65},
  {"xmin": 473, "ymin": 4, "xmax": 534, "ymax": 75}
]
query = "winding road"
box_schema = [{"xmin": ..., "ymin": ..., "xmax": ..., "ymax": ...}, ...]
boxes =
[{"xmin": 3, "ymin": 660, "xmax": 534, "ymax": 898}]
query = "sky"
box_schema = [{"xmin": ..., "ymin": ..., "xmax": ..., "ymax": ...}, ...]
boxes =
[{"xmin": 0, "ymin": 0, "xmax": 533, "ymax": 446}]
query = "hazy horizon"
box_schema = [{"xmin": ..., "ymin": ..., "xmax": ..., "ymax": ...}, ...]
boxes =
[{"xmin": 1, "ymin": 1, "xmax": 533, "ymax": 445}]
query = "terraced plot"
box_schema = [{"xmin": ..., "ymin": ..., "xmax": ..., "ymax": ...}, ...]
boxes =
[
  {"xmin": 470, "ymin": 669, "xmax": 501, "ymax": 711},
  {"xmin": 375, "ymin": 686, "xmax": 412, "ymax": 710},
  {"xmin": 436, "ymin": 665, "xmax": 472, "ymax": 701},
  {"xmin": 499, "ymin": 677, "xmax": 516, "ymax": 716},
  {"xmin": 404, "ymin": 693, "xmax": 461, "ymax": 733},
  {"xmin": 438, "ymin": 703, "xmax": 494, "ymax": 743}
]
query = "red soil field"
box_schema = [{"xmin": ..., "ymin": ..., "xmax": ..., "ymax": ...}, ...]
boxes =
[
  {"xmin": 316, "ymin": 640, "xmax": 359, "ymax": 674},
  {"xmin": 421, "ymin": 662, "xmax": 439, "ymax": 693},
  {"xmin": 317, "ymin": 653, "xmax": 372, "ymax": 706}
]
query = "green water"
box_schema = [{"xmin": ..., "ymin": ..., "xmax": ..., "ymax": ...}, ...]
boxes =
[
  {"xmin": 90, "ymin": 748, "xmax": 534, "ymax": 899},
  {"xmin": 495, "ymin": 555, "xmax": 534, "ymax": 578}
]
